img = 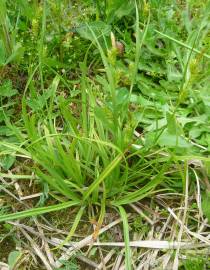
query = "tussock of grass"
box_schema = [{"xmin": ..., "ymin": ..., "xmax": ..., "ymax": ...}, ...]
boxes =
[{"xmin": 0, "ymin": 0, "xmax": 210, "ymax": 269}]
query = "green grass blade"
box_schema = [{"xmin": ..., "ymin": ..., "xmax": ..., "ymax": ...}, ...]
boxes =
[
  {"xmin": 38, "ymin": 0, "xmax": 46, "ymax": 90},
  {"xmin": 55, "ymin": 206, "xmax": 85, "ymax": 249},
  {"xmin": 0, "ymin": 141, "xmax": 31, "ymax": 157},
  {"xmin": 118, "ymin": 206, "xmax": 132, "ymax": 270},
  {"xmin": 0, "ymin": 173, "xmax": 33, "ymax": 179},
  {"xmin": 155, "ymin": 30, "xmax": 210, "ymax": 59},
  {"xmin": 0, "ymin": 201, "xmax": 79, "ymax": 222},
  {"xmin": 129, "ymin": 1, "xmax": 150, "ymax": 94},
  {"xmin": 114, "ymin": 163, "xmax": 168, "ymax": 205},
  {"xmin": 83, "ymin": 153, "xmax": 123, "ymax": 201},
  {"xmin": 36, "ymin": 169, "xmax": 81, "ymax": 201}
]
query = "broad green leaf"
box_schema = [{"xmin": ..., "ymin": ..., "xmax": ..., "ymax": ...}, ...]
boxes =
[
  {"xmin": 43, "ymin": 57, "xmax": 68, "ymax": 69},
  {"xmin": 189, "ymin": 127, "xmax": 203, "ymax": 139},
  {"xmin": 27, "ymin": 82, "xmax": 57, "ymax": 111},
  {"xmin": 202, "ymin": 192, "xmax": 210, "ymax": 221},
  {"xmin": 166, "ymin": 112, "xmax": 182, "ymax": 135},
  {"xmin": 200, "ymin": 89, "xmax": 210, "ymax": 107},
  {"xmin": 8, "ymin": 250, "xmax": 22, "ymax": 270},
  {"xmin": 5, "ymin": 43, "xmax": 25, "ymax": 65},
  {"xmin": 158, "ymin": 130, "xmax": 190, "ymax": 148},
  {"xmin": 16, "ymin": 0, "xmax": 37, "ymax": 19},
  {"xmin": 106, "ymin": 0, "xmax": 134, "ymax": 23},
  {"xmin": 76, "ymin": 21, "xmax": 111, "ymax": 42},
  {"xmin": 27, "ymin": 95, "xmax": 47, "ymax": 111},
  {"xmin": 0, "ymin": 154, "xmax": 15, "ymax": 170},
  {"xmin": 115, "ymin": 87, "xmax": 129, "ymax": 108},
  {"xmin": 0, "ymin": 80, "xmax": 17, "ymax": 97}
]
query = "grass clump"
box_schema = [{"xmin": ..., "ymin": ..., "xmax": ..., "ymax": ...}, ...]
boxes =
[{"xmin": 0, "ymin": 0, "xmax": 210, "ymax": 269}]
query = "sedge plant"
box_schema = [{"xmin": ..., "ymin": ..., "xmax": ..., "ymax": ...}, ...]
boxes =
[{"xmin": 0, "ymin": 2, "xmax": 182, "ymax": 268}]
